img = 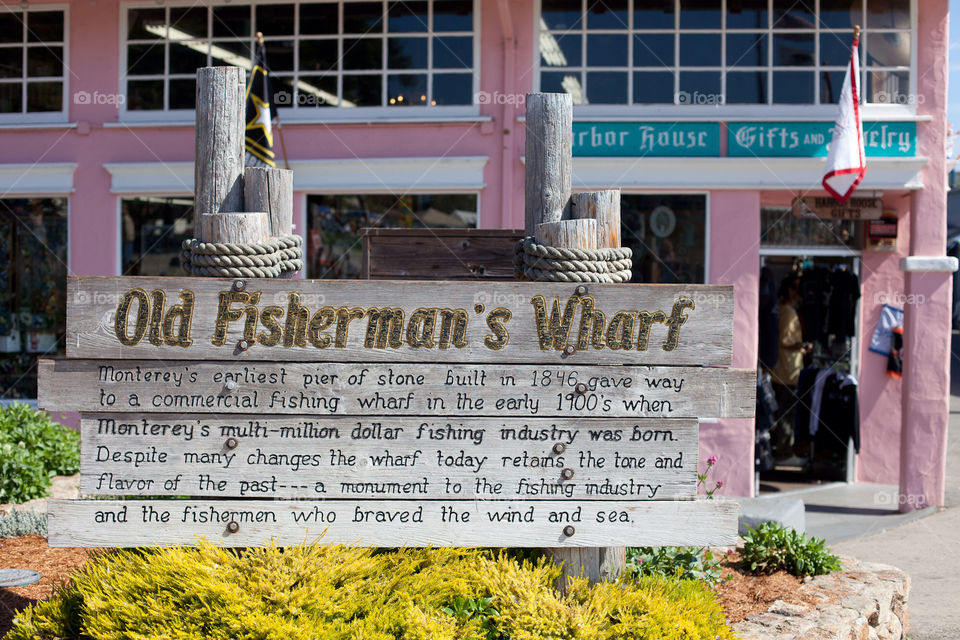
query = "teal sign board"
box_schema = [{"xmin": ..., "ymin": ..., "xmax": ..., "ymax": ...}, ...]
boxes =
[
  {"xmin": 572, "ymin": 122, "xmax": 721, "ymax": 157},
  {"xmin": 728, "ymin": 121, "xmax": 916, "ymax": 158}
]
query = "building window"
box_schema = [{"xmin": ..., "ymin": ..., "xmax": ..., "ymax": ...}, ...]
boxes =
[
  {"xmin": 760, "ymin": 206, "xmax": 858, "ymax": 247},
  {"xmin": 0, "ymin": 10, "xmax": 66, "ymax": 115},
  {"xmin": 538, "ymin": 0, "xmax": 910, "ymax": 106},
  {"xmin": 621, "ymin": 194, "xmax": 706, "ymax": 283},
  {"xmin": 0, "ymin": 198, "xmax": 67, "ymax": 399},
  {"xmin": 122, "ymin": 197, "xmax": 194, "ymax": 276},
  {"xmin": 124, "ymin": 1, "xmax": 475, "ymax": 113},
  {"xmin": 306, "ymin": 193, "xmax": 477, "ymax": 278}
]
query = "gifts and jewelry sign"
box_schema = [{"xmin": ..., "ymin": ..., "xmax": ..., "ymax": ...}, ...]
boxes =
[{"xmin": 41, "ymin": 276, "xmax": 749, "ymax": 548}]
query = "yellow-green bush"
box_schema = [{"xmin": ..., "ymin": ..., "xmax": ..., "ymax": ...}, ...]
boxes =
[{"xmin": 11, "ymin": 543, "xmax": 735, "ymax": 640}]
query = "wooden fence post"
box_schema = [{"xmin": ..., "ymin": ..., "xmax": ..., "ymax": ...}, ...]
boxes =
[{"xmin": 524, "ymin": 93, "xmax": 626, "ymax": 588}]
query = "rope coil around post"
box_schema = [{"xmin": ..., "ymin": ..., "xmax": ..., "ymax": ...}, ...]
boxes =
[
  {"xmin": 513, "ymin": 237, "xmax": 633, "ymax": 283},
  {"xmin": 180, "ymin": 234, "xmax": 303, "ymax": 278}
]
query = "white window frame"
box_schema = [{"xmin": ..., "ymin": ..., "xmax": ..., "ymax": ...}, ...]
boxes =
[
  {"xmin": 0, "ymin": 4, "xmax": 70, "ymax": 125},
  {"xmin": 533, "ymin": 0, "xmax": 918, "ymax": 120},
  {"xmin": 119, "ymin": 0, "xmax": 481, "ymax": 123}
]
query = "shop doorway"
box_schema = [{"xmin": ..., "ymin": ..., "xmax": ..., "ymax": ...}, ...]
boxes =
[{"xmin": 757, "ymin": 251, "xmax": 862, "ymax": 491}]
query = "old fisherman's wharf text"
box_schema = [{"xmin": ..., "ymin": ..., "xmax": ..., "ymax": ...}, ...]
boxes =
[{"xmin": 112, "ymin": 288, "xmax": 697, "ymax": 354}]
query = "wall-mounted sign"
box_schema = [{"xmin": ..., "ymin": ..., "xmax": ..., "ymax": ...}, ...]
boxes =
[
  {"xmin": 792, "ymin": 196, "xmax": 884, "ymax": 220},
  {"xmin": 573, "ymin": 122, "xmax": 720, "ymax": 157},
  {"xmin": 867, "ymin": 217, "xmax": 899, "ymax": 251},
  {"xmin": 728, "ymin": 122, "xmax": 916, "ymax": 158}
]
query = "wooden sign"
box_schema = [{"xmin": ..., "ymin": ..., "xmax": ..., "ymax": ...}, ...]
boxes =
[
  {"xmin": 48, "ymin": 499, "xmax": 738, "ymax": 548},
  {"xmin": 792, "ymin": 196, "xmax": 883, "ymax": 220},
  {"xmin": 64, "ymin": 277, "xmax": 734, "ymax": 365}
]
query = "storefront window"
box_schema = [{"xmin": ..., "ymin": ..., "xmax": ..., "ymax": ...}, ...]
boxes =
[
  {"xmin": 538, "ymin": 0, "xmax": 911, "ymax": 106},
  {"xmin": 0, "ymin": 198, "xmax": 67, "ymax": 399},
  {"xmin": 0, "ymin": 10, "xmax": 66, "ymax": 116},
  {"xmin": 124, "ymin": 1, "xmax": 475, "ymax": 112},
  {"xmin": 306, "ymin": 193, "xmax": 477, "ymax": 278},
  {"xmin": 121, "ymin": 197, "xmax": 194, "ymax": 276},
  {"xmin": 760, "ymin": 207, "xmax": 858, "ymax": 247},
  {"xmin": 621, "ymin": 194, "xmax": 706, "ymax": 283}
]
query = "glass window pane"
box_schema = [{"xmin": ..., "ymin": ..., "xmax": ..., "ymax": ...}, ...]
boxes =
[
  {"xmin": 0, "ymin": 48, "xmax": 22, "ymax": 78},
  {"xmin": 727, "ymin": 33, "xmax": 767, "ymax": 66},
  {"xmin": 128, "ymin": 8, "xmax": 165, "ymax": 40},
  {"xmin": 212, "ymin": 40, "xmax": 251, "ymax": 67},
  {"xmin": 122, "ymin": 198, "xmax": 194, "ymax": 277},
  {"xmin": 634, "ymin": 0, "xmax": 675, "ymax": 29},
  {"xmin": 432, "ymin": 73, "xmax": 472, "ymax": 105},
  {"xmin": 27, "ymin": 11, "xmax": 63, "ymax": 42},
  {"xmin": 679, "ymin": 71, "xmax": 720, "ymax": 101},
  {"xmin": 866, "ymin": 70, "xmax": 909, "ymax": 104},
  {"xmin": 542, "ymin": 0, "xmax": 583, "ymax": 30},
  {"xmin": 679, "ymin": 33, "xmax": 720, "ymax": 66},
  {"xmin": 541, "ymin": 32, "xmax": 581, "ymax": 67},
  {"xmin": 866, "ymin": 31, "xmax": 910, "ymax": 67},
  {"xmin": 621, "ymin": 195, "xmax": 706, "ymax": 284},
  {"xmin": 169, "ymin": 7, "xmax": 207, "ymax": 39},
  {"xmin": 388, "ymin": 74, "xmax": 427, "ymax": 105},
  {"xmin": 26, "ymin": 46, "xmax": 61, "ymax": 77},
  {"xmin": 0, "ymin": 83, "xmax": 22, "ymax": 112},
  {"xmin": 726, "ymin": 70, "xmax": 766, "ymax": 103},
  {"xmin": 169, "ymin": 42, "xmax": 208, "ymax": 75},
  {"xmin": 300, "ymin": 3, "xmax": 338, "ymax": 35},
  {"xmin": 633, "ymin": 71, "xmax": 674, "ymax": 103},
  {"xmin": 388, "ymin": 1, "xmax": 428, "ymax": 32},
  {"xmin": 821, "ymin": 0, "xmax": 862, "ymax": 29},
  {"xmin": 867, "ymin": 0, "xmax": 909, "ymax": 29},
  {"xmin": 586, "ymin": 71, "xmax": 627, "ymax": 104},
  {"xmin": 300, "ymin": 39, "xmax": 338, "ymax": 72},
  {"xmin": 168, "ymin": 78, "xmax": 196, "ymax": 109},
  {"xmin": 343, "ymin": 38, "xmax": 382, "ymax": 69},
  {"xmin": 434, "ymin": 36, "xmax": 473, "ymax": 69},
  {"xmin": 633, "ymin": 34, "xmax": 673, "ymax": 67},
  {"xmin": 344, "ymin": 2, "xmax": 384, "ymax": 33},
  {"xmin": 0, "ymin": 13, "xmax": 22, "ymax": 44},
  {"xmin": 541, "ymin": 71, "xmax": 584, "ymax": 104},
  {"xmin": 588, "ymin": 0, "xmax": 629, "ymax": 29},
  {"xmin": 772, "ymin": 70, "xmax": 813, "ymax": 103},
  {"xmin": 773, "ymin": 33, "xmax": 814, "ymax": 66},
  {"xmin": 264, "ymin": 40, "xmax": 295, "ymax": 71},
  {"xmin": 820, "ymin": 70, "xmax": 845, "ymax": 103},
  {"xmin": 26, "ymin": 81, "xmax": 60, "ymax": 111},
  {"xmin": 433, "ymin": 0, "xmax": 473, "ymax": 31},
  {"xmin": 726, "ymin": 0, "xmax": 768, "ymax": 29},
  {"xmin": 773, "ymin": 0, "xmax": 815, "ymax": 28},
  {"xmin": 820, "ymin": 32, "xmax": 856, "ymax": 66},
  {"xmin": 256, "ymin": 4, "xmax": 295, "ymax": 35},
  {"xmin": 679, "ymin": 0, "xmax": 721, "ymax": 29},
  {"xmin": 127, "ymin": 43, "xmax": 165, "ymax": 76},
  {"xmin": 127, "ymin": 79, "xmax": 163, "ymax": 110},
  {"xmin": 297, "ymin": 75, "xmax": 337, "ymax": 107},
  {"xmin": 388, "ymin": 37, "xmax": 428, "ymax": 69},
  {"xmin": 761, "ymin": 207, "xmax": 856, "ymax": 246},
  {"xmin": 272, "ymin": 75, "xmax": 294, "ymax": 107},
  {"xmin": 343, "ymin": 74, "xmax": 382, "ymax": 106},
  {"xmin": 587, "ymin": 34, "xmax": 628, "ymax": 66},
  {"xmin": 213, "ymin": 6, "xmax": 251, "ymax": 39}
]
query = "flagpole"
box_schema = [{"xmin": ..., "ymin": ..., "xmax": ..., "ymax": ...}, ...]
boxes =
[{"xmin": 258, "ymin": 31, "xmax": 291, "ymax": 170}]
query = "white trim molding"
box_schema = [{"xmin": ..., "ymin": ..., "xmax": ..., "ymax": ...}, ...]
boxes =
[
  {"xmin": 104, "ymin": 156, "xmax": 488, "ymax": 195},
  {"xmin": 899, "ymin": 256, "xmax": 959, "ymax": 272},
  {"xmin": 570, "ymin": 157, "xmax": 927, "ymax": 191},
  {"xmin": 0, "ymin": 163, "xmax": 76, "ymax": 195}
]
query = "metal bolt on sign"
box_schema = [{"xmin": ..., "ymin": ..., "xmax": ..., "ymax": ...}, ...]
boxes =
[
  {"xmin": 226, "ymin": 521, "xmax": 240, "ymax": 534},
  {"xmin": 563, "ymin": 525, "xmax": 575, "ymax": 537},
  {"xmin": 233, "ymin": 280, "xmax": 246, "ymax": 291},
  {"xmin": 561, "ymin": 468, "xmax": 575, "ymax": 480},
  {"xmin": 552, "ymin": 443, "xmax": 566, "ymax": 454},
  {"xmin": 225, "ymin": 437, "xmax": 239, "ymax": 450}
]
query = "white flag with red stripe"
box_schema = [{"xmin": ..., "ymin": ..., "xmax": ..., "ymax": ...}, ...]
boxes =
[{"xmin": 822, "ymin": 33, "xmax": 865, "ymax": 204}]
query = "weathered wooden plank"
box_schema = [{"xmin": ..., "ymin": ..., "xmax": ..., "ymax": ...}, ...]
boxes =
[
  {"xmin": 64, "ymin": 277, "xmax": 734, "ymax": 365},
  {"xmin": 39, "ymin": 361, "xmax": 755, "ymax": 418},
  {"xmin": 80, "ymin": 414, "xmax": 697, "ymax": 500},
  {"xmin": 194, "ymin": 67, "xmax": 245, "ymax": 218},
  {"xmin": 525, "ymin": 93, "xmax": 573, "ymax": 232},
  {"xmin": 47, "ymin": 499, "xmax": 739, "ymax": 548},
  {"xmin": 362, "ymin": 230, "xmax": 524, "ymax": 280}
]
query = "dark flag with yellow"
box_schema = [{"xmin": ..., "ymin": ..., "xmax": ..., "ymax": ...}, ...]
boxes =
[{"xmin": 245, "ymin": 35, "xmax": 276, "ymax": 168}]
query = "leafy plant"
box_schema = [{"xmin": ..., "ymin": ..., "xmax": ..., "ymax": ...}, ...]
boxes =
[
  {"xmin": 0, "ymin": 403, "xmax": 80, "ymax": 504},
  {"xmin": 698, "ymin": 454, "xmax": 724, "ymax": 498},
  {"xmin": 0, "ymin": 508, "xmax": 47, "ymax": 537},
  {"xmin": 741, "ymin": 521, "xmax": 842, "ymax": 577},
  {"xmin": 441, "ymin": 596, "xmax": 500, "ymax": 639},
  {"xmin": 626, "ymin": 546, "xmax": 728, "ymax": 586}
]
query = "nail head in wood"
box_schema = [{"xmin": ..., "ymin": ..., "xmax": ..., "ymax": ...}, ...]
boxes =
[
  {"xmin": 575, "ymin": 383, "xmax": 588, "ymax": 395},
  {"xmin": 233, "ymin": 280, "xmax": 245, "ymax": 291},
  {"xmin": 563, "ymin": 525, "xmax": 576, "ymax": 537},
  {"xmin": 225, "ymin": 437, "xmax": 238, "ymax": 450},
  {"xmin": 561, "ymin": 468, "xmax": 574, "ymax": 480},
  {"xmin": 552, "ymin": 442, "xmax": 566, "ymax": 455},
  {"xmin": 237, "ymin": 340, "xmax": 249, "ymax": 351},
  {"xmin": 563, "ymin": 345, "xmax": 576, "ymax": 356},
  {"xmin": 224, "ymin": 379, "xmax": 237, "ymax": 391},
  {"xmin": 226, "ymin": 521, "xmax": 240, "ymax": 533},
  {"xmin": 575, "ymin": 284, "xmax": 587, "ymax": 296}
]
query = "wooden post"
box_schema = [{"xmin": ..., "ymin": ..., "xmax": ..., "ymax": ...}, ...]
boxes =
[
  {"xmin": 572, "ymin": 190, "xmax": 621, "ymax": 249},
  {"xmin": 244, "ymin": 167, "xmax": 293, "ymax": 237},
  {"xmin": 535, "ymin": 219, "xmax": 597, "ymax": 250},
  {"xmin": 196, "ymin": 212, "xmax": 269, "ymax": 246},
  {"xmin": 194, "ymin": 67, "xmax": 247, "ymax": 242},
  {"xmin": 524, "ymin": 93, "xmax": 572, "ymax": 233}
]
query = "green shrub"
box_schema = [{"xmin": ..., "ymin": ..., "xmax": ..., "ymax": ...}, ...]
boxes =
[
  {"xmin": 741, "ymin": 521, "xmax": 842, "ymax": 577},
  {"xmin": 0, "ymin": 403, "xmax": 79, "ymax": 504},
  {"xmin": 10, "ymin": 543, "xmax": 736, "ymax": 640},
  {"xmin": 625, "ymin": 546, "xmax": 727, "ymax": 586},
  {"xmin": 0, "ymin": 508, "xmax": 47, "ymax": 537}
]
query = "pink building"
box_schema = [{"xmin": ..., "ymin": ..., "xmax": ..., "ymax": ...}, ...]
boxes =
[{"xmin": 0, "ymin": 0, "xmax": 952, "ymax": 509}]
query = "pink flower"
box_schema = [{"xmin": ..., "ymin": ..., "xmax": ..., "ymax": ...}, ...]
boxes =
[
  {"xmin": 707, "ymin": 455, "xmax": 718, "ymax": 466},
  {"xmin": 715, "ymin": 480, "xmax": 724, "ymax": 489}
]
